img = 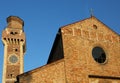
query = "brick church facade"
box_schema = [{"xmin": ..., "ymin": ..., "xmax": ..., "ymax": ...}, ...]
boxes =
[
  {"xmin": 2, "ymin": 16, "xmax": 120, "ymax": 83},
  {"xmin": 16, "ymin": 16, "xmax": 120, "ymax": 83}
]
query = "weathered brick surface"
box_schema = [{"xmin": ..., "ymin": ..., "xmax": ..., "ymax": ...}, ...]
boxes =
[
  {"xmin": 18, "ymin": 59, "xmax": 66, "ymax": 83},
  {"xmin": 62, "ymin": 16, "xmax": 120, "ymax": 83}
]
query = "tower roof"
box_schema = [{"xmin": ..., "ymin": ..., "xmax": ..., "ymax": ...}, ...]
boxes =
[{"xmin": 7, "ymin": 16, "xmax": 24, "ymax": 26}]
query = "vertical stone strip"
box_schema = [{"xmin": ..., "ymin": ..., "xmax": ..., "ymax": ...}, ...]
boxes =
[
  {"xmin": 20, "ymin": 42, "xmax": 24, "ymax": 74},
  {"xmin": 2, "ymin": 41, "xmax": 7, "ymax": 83}
]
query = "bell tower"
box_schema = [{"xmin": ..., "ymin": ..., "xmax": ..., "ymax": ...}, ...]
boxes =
[{"xmin": 2, "ymin": 16, "xmax": 26, "ymax": 83}]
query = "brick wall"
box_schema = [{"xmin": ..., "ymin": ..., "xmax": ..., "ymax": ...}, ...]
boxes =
[
  {"xmin": 17, "ymin": 59, "xmax": 66, "ymax": 83},
  {"xmin": 61, "ymin": 16, "xmax": 120, "ymax": 83}
]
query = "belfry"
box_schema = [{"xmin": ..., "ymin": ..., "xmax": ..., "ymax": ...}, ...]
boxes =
[{"xmin": 2, "ymin": 16, "xmax": 26, "ymax": 83}]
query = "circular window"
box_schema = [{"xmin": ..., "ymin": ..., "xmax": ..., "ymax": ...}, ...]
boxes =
[{"xmin": 92, "ymin": 46, "xmax": 106, "ymax": 63}]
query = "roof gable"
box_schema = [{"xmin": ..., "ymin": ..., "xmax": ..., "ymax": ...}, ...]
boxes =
[
  {"xmin": 61, "ymin": 16, "xmax": 120, "ymax": 43},
  {"xmin": 61, "ymin": 16, "xmax": 119, "ymax": 37}
]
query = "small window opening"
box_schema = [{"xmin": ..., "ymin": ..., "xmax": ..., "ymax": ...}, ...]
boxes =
[
  {"xmin": 15, "ymin": 32, "xmax": 18, "ymax": 34},
  {"xmin": 10, "ymin": 32, "xmax": 14, "ymax": 35},
  {"xmin": 4, "ymin": 38, "xmax": 6, "ymax": 40},
  {"xmin": 93, "ymin": 25, "xmax": 97, "ymax": 29},
  {"xmin": 10, "ymin": 32, "xmax": 18, "ymax": 35},
  {"xmin": 15, "ymin": 49, "xmax": 18, "ymax": 51},
  {"xmin": 10, "ymin": 74, "xmax": 13, "ymax": 77},
  {"xmin": 21, "ymin": 39, "xmax": 24, "ymax": 42},
  {"xmin": 8, "ymin": 74, "xmax": 13, "ymax": 78},
  {"xmin": 14, "ymin": 39, "xmax": 16, "ymax": 41},
  {"xmin": 17, "ymin": 39, "xmax": 19, "ymax": 43}
]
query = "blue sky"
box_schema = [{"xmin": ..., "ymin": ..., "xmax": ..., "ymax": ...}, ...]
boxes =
[{"xmin": 0, "ymin": 0, "xmax": 120, "ymax": 82}]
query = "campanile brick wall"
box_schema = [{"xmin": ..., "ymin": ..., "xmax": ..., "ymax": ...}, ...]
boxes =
[{"xmin": 2, "ymin": 16, "xmax": 26, "ymax": 83}]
